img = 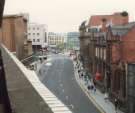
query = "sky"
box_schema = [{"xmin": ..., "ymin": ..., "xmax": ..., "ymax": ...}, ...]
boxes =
[{"xmin": 4, "ymin": 0, "xmax": 135, "ymax": 32}]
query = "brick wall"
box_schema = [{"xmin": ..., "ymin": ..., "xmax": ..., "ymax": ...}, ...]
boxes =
[
  {"xmin": 1, "ymin": 15, "xmax": 28, "ymax": 59},
  {"xmin": 121, "ymin": 26, "xmax": 135, "ymax": 62}
]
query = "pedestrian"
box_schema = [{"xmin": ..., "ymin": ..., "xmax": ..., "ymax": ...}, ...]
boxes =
[
  {"xmin": 78, "ymin": 70, "xmax": 80, "ymax": 74},
  {"xmin": 81, "ymin": 73, "xmax": 84, "ymax": 77},
  {"xmin": 93, "ymin": 78, "xmax": 96, "ymax": 87},
  {"xmin": 114, "ymin": 98, "xmax": 118, "ymax": 112},
  {"xmin": 76, "ymin": 62, "xmax": 78, "ymax": 68},
  {"xmin": 90, "ymin": 84, "xmax": 94, "ymax": 91},
  {"xmin": 93, "ymin": 86, "xmax": 96, "ymax": 94},
  {"xmin": 87, "ymin": 85, "xmax": 91, "ymax": 91},
  {"xmin": 104, "ymin": 93, "xmax": 108, "ymax": 102}
]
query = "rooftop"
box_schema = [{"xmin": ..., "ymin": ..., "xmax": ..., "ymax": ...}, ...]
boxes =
[
  {"xmin": 110, "ymin": 22, "xmax": 135, "ymax": 36},
  {"xmin": 88, "ymin": 12, "xmax": 129, "ymax": 27}
]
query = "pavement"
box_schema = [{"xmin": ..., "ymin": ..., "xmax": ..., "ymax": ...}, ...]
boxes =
[
  {"xmin": 38, "ymin": 54, "xmax": 100, "ymax": 113},
  {"xmin": 73, "ymin": 60, "xmax": 124, "ymax": 113}
]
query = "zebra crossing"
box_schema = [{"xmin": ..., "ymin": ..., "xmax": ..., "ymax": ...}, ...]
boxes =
[
  {"xmin": 26, "ymin": 70, "xmax": 72, "ymax": 113},
  {"xmin": 6, "ymin": 47, "xmax": 73, "ymax": 113}
]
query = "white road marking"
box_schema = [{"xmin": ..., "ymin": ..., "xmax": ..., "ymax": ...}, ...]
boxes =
[
  {"xmin": 62, "ymin": 89, "xmax": 65, "ymax": 92},
  {"xmin": 46, "ymin": 62, "xmax": 52, "ymax": 66},
  {"xmin": 60, "ymin": 84, "xmax": 63, "ymax": 87},
  {"xmin": 66, "ymin": 96, "xmax": 69, "ymax": 100},
  {"xmin": 71, "ymin": 104, "xmax": 74, "ymax": 109},
  {"xmin": 4, "ymin": 46, "xmax": 73, "ymax": 113}
]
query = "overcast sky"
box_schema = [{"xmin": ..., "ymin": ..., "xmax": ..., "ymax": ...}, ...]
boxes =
[{"xmin": 4, "ymin": 0, "xmax": 135, "ymax": 32}]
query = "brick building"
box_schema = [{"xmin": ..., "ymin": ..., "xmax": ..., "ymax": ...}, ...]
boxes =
[
  {"xmin": 88, "ymin": 12, "xmax": 129, "ymax": 27},
  {"xmin": 79, "ymin": 11, "xmax": 129, "ymax": 91},
  {"xmin": 0, "ymin": 14, "xmax": 33, "ymax": 60},
  {"xmin": 79, "ymin": 11, "xmax": 135, "ymax": 113},
  {"xmin": 107, "ymin": 22, "xmax": 135, "ymax": 112}
]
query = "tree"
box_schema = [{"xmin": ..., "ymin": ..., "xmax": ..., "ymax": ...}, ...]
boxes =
[{"xmin": 57, "ymin": 43, "xmax": 65, "ymax": 51}]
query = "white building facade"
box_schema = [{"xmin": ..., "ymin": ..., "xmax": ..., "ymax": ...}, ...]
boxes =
[
  {"xmin": 27, "ymin": 23, "xmax": 48, "ymax": 49},
  {"xmin": 48, "ymin": 32, "xmax": 67, "ymax": 47}
]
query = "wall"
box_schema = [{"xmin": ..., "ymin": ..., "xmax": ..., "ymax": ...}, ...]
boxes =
[
  {"xmin": 121, "ymin": 27, "xmax": 135, "ymax": 62},
  {"xmin": 1, "ymin": 17, "xmax": 16, "ymax": 52},
  {"xmin": 0, "ymin": 16, "xmax": 28, "ymax": 60}
]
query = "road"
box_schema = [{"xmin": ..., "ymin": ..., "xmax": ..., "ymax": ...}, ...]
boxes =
[{"xmin": 38, "ymin": 54, "xmax": 100, "ymax": 113}]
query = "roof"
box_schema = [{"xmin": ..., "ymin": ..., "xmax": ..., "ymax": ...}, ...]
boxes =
[
  {"xmin": 88, "ymin": 12, "xmax": 129, "ymax": 27},
  {"xmin": 3, "ymin": 14, "xmax": 28, "ymax": 21},
  {"xmin": 3, "ymin": 15, "xmax": 24, "ymax": 18},
  {"xmin": 110, "ymin": 22, "xmax": 135, "ymax": 36}
]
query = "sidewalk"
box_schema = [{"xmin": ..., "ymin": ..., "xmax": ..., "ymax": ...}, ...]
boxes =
[{"xmin": 73, "ymin": 60, "xmax": 124, "ymax": 113}]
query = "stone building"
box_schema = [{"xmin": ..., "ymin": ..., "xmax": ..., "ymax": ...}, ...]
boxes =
[
  {"xmin": 0, "ymin": 14, "xmax": 33, "ymax": 60},
  {"xmin": 27, "ymin": 23, "xmax": 48, "ymax": 51},
  {"xmin": 48, "ymin": 32, "xmax": 66, "ymax": 47}
]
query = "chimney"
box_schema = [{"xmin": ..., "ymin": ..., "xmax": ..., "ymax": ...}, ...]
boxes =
[
  {"xmin": 101, "ymin": 18, "xmax": 107, "ymax": 32},
  {"xmin": 120, "ymin": 11, "xmax": 129, "ymax": 24},
  {"xmin": 114, "ymin": 11, "xmax": 129, "ymax": 25}
]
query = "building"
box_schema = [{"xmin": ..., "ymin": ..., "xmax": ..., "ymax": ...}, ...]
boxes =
[
  {"xmin": 0, "ymin": 14, "xmax": 32, "ymax": 60},
  {"xmin": 107, "ymin": 22, "xmax": 135, "ymax": 112},
  {"xmin": 88, "ymin": 12, "xmax": 129, "ymax": 27},
  {"xmin": 79, "ymin": 11, "xmax": 129, "ymax": 85},
  {"xmin": 79, "ymin": 11, "xmax": 135, "ymax": 112},
  {"xmin": 48, "ymin": 32, "xmax": 66, "ymax": 47},
  {"xmin": 67, "ymin": 32, "xmax": 79, "ymax": 50},
  {"xmin": 27, "ymin": 23, "xmax": 47, "ymax": 51}
]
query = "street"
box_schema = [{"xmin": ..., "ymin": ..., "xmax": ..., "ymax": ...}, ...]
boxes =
[{"xmin": 38, "ymin": 54, "xmax": 100, "ymax": 113}]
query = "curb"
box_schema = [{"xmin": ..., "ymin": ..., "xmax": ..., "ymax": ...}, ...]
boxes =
[{"xmin": 73, "ymin": 62, "xmax": 106, "ymax": 113}]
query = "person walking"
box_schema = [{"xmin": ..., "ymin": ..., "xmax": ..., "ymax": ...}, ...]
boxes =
[
  {"xmin": 114, "ymin": 98, "xmax": 118, "ymax": 113},
  {"xmin": 104, "ymin": 93, "xmax": 108, "ymax": 102},
  {"xmin": 93, "ymin": 86, "xmax": 96, "ymax": 94},
  {"xmin": 87, "ymin": 85, "xmax": 91, "ymax": 92}
]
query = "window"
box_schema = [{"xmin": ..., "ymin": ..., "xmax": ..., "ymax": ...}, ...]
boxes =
[
  {"xmin": 104, "ymin": 49, "xmax": 106, "ymax": 60},
  {"xmin": 96, "ymin": 48, "xmax": 98, "ymax": 57},
  {"xmin": 37, "ymin": 33, "xmax": 40, "ymax": 35},
  {"xmin": 33, "ymin": 39, "xmax": 35, "ymax": 42},
  {"xmin": 33, "ymin": 33, "xmax": 35, "ymax": 35},
  {"xmin": 33, "ymin": 28, "xmax": 35, "ymax": 30},
  {"xmin": 45, "ymin": 36, "xmax": 47, "ymax": 43},
  {"xmin": 37, "ymin": 27, "xmax": 39, "ymax": 30},
  {"xmin": 37, "ymin": 39, "xmax": 40, "ymax": 42},
  {"xmin": 29, "ymin": 33, "xmax": 31, "ymax": 35}
]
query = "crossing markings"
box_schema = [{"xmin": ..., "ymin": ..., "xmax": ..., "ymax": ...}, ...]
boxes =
[
  {"xmin": 26, "ymin": 70, "xmax": 73, "ymax": 113},
  {"xmin": 6, "ymin": 46, "xmax": 72, "ymax": 113},
  {"xmin": 62, "ymin": 89, "xmax": 65, "ymax": 92}
]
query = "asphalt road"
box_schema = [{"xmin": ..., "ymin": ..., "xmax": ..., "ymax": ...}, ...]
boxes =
[{"xmin": 39, "ymin": 54, "xmax": 100, "ymax": 113}]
